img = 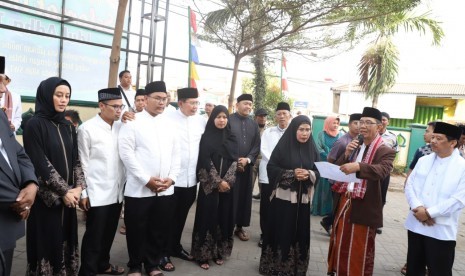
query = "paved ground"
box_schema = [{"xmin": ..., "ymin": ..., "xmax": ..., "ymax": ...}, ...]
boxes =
[{"xmin": 10, "ymin": 174, "xmax": 465, "ymax": 275}]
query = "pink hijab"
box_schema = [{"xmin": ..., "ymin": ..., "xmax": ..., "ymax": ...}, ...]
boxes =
[{"xmin": 323, "ymin": 116, "xmax": 340, "ymax": 137}]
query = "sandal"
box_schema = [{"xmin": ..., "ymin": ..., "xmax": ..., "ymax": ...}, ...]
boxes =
[
  {"xmin": 126, "ymin": 267, "xmax": 142, "ymax": 276},
  {"xmin": 213, "ymin": 258, "xmax": 224, "ymax": 265},
  {"xmin": 214, "ymin": 254, "xmax": 224, "ymax": 265},
  {"xmin": 234, "ymin": 228, "xmax": 249, "ymax": 241},
  {"xmin": 158, "ymin": 256, "xmax": 175, "ymax": 272},
  {"xmin": 100, "ymin": 264, "xmax": 125, "ymax": 275},
  {"xmin": 119, "ymin": 225, "xmax": 126, "ymax": 235},
  {"xmin": 197, "ymin": 260, "xmax": 209, "ymax": 270},
  {"xmin": 400, "ymin": 263, "xmax": 407, "ymax": 275},
  {"xmin": 148, "ymin": 269, "xmax": 164, "ymax": 276}
]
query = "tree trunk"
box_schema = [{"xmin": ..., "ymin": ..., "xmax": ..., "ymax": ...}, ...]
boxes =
[
  {"xmin": 108, "ymin": 0, "xmax": 129, "ymax": 87},
  {"xmin": 228, "ymin": 56, "xmax": 242, "ymax": 112},
  {"xmin": 253, "ymin": 48, "xmax": 266, "ymax": 110},
  {"xmin": 372, "ymin": 95, "xmax": 378, "ymax": 108}
]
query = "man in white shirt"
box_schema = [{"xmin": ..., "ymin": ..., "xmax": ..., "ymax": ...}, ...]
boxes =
[
  {"xmin": 258, "ymin": 102, "xmax": 291, "ymax": 247},
  {"xmin": 203, "ymin": 101, "xmax": 215, "ymax": 121},
  {"xmin": 119, "ymin": 81, "xmax": 181, "ymax": 276},
  {"xmin": 0, "ymin": 74, "xmax": 22, "ymax": 133},
  {"xmin": 134, "ymin": 89, "xmax": 146, "ymax": 113},
  {"xmin": 118, "ymin": 70, "xmax": 136, "ymax": 122},
  {"xmin": 164, "ymin": 92, "xmax": 177, "ymax": 114},
  {"xmin": 166, "ymin": 87, "xmax": 206, "ymax": 261},
  {"xmin": 78, "ymin": 88, "xmax": 126, "ymax": 276},
  {"xmin": 404, "ymin": 122, "xmax": 465, "ymax": 275}
]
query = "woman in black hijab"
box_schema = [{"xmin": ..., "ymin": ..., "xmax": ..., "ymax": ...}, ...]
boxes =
[
  {"xmin": 259, "ymin": 115, "xmax": 320, "ymax": 276},
  {"xmin": 23, "ymin": 77, "xmax": 86, "ymax": 275},
  {"xmin": 191, "ymin": 105, "xmax": 238, "ymax": 270}
]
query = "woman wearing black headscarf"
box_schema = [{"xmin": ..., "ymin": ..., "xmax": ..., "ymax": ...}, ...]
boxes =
[
  {"xmin": 259, "ymin": 115, "xmax": 320, "ymax": 276},
  {"xmin": 191, "ymin": 105, "xmax": 238, "ymax": 270},
  {"xmin": 23, "ymin": 77, "xmax": 86, "ymax": 275}
]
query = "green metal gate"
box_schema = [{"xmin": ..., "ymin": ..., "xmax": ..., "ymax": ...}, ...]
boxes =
[{"xmin": 389, "ymin": 106, "xmax": 444, "ymax": 128}]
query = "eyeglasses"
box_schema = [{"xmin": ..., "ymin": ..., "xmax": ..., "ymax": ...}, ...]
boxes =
[
  {"xmin": 103, "ymin": 103, "xmax": 126, "ymax": 111},
  {"xmin": 359, "ymin": 120, "xmax": 378, "ymax": 126},
  {"xmin": 147, "ymin": 95, "xmax": 168, "ymax": 103},
  {"xmin": 184, "ymin": 101, "xmax": 200, "ymax": 106}
]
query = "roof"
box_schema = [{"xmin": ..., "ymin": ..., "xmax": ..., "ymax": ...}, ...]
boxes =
[{"xmin": 331, "ymin": 83, "xmax": 465, "ymax": 97}]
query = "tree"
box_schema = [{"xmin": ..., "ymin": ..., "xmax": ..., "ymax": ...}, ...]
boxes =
[
  {"xmin": 108, "ymin": 0, "xmax": 128, "ymax": 87},
  {"xmin": 242, "ymin": 75, "xmax": 293, "ymax": 116},
  {"xmin": 195, "ymin": 0, "xmax": 420, "ymax": 111},
  {"xmin": 351, "ymin": 11, "xmax": 444, "ymax": 107}
]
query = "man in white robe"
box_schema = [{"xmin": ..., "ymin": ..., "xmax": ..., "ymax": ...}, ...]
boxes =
[
  {"xmin": 405, "ymin": 122, "xmax": 465, "ymax": 275},
  {"xmin": 119, "ymin": 81, "xmax": 181, "ymax": 276},
  {"xmin": 166, "ymin": 87, "xmax": 206, "ymax": 261},
  {"xmin": 258, "ymin": 102, "xmax": 292, "ymax": 247},
  {"xmin": 78, "ymin": 88, "xmax": 126, "ymax": 276}
]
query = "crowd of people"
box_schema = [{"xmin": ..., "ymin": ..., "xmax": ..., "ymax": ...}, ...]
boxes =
[{"xmin": 1, "ymin": 61, "xmax": 465, "ymax": 276}]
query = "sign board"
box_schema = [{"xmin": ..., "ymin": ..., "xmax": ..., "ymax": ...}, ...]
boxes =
[{"xmin": 294, "ymin": 101, "xmax": 308, "ymax": 108}]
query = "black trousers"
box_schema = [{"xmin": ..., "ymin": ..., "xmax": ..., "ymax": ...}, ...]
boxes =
[
  {"xmin": 171, "ymin": 186, "xmax": 197, "ymax": 255},
  {"xmin": 381, "ymin": 174, "xmax": 390, "ymax": 206},
  {"xmin": 407, "ymin": 230, "xmax": 455, "ymax": 276},
  {"xmin": 125, "ymin": 195, "xmax": 174, "ymax": 273},
  {"xmin": 259, "ymin": 183, "xmax": 273, "ymax": 237},
  {"xmin": 79, "ymin": 202, "xmax": 122, "ymax": 276},
  {"xmin": 321, "ymin": 191, "xmax": 337, "ymax": 227},
  {"xmin": 1, "ymin": 248, "xmax": 13, "ymax": 276}
]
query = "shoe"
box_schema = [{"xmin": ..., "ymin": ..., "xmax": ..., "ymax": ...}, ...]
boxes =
[
  {"xmin": 320, "ymin": 220, "xmax": 331, "ymax": 235},
  {"xmin": 252, "ymin": 193, "xmax": 261, "ymax": 200},
  {"xmin": 174, "ymin": 248, "xmax": 194, "ymax": 261},
  {"xmin": 158, "ymin": 256, "xmax": 175, "ymax": 272},
  {"xmin": 376, "ymin": 228, "xmax": 382, "ymax": 234},
  {"xmin": 258, "ymin": 237, "xmax": 263, "ymax": 247},
  {"xmin": 234, "ymin": 228, "xmax": 249, "ymax": 241}
]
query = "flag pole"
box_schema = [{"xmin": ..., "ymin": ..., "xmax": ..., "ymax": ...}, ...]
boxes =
[
  {"xmin": 280, "ymin": 52, "xmax": 283, "ymax": 96},
  {"xmin": 188, "ymin": 6, "xmax": 192, "ymax": 87}
]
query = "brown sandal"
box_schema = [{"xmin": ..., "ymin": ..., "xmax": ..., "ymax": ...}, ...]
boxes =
[
  {"xmin": 400, "ymin": 263, "xmax": 407, "ymax": 275},
  {"xmin": 234, "ymin": 228, "xmax": 249, "ymax": 241}
]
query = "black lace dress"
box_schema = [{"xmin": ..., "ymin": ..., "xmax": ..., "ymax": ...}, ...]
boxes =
[
  {"xmin": 23, "ymin": 77, "xmax": 86, "ymax": 276},
  {"xmin": 259, "ymin": 115, "xmax": 319, "ymax": 276},
  {"xmin": 190, "ymin": 105, "xmax": 238, "ymax": 263}
]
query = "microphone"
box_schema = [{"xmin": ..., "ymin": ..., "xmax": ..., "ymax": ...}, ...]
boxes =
[{"xmin": 349, "ymin": 134, "xmax": 364, "ymax": 161}]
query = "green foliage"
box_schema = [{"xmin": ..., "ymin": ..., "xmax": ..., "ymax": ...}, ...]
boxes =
[
  {"xmin": 196, "ymin": 0, "xmax": 423, "ymax": 110},
  {"xmin": 242, "ymin": 75, "xmax": 293, "ymax": 117},
  {"xmin": 350, "ymin": 10, "xmax": 444, "ymax": 106}
]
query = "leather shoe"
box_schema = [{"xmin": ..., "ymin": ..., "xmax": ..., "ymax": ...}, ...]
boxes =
[
  {"xmin": 175, "ymin": 249, "xmax": 194, "ymax": 261},
  {"xmin": 320, "ymin": 220, "xmax": 331, "ymax": 235}
]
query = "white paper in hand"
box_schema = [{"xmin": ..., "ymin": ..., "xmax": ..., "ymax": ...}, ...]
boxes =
[{"xmin": 314, "ymin": 161, "xmax": 361, "ymax": 183}]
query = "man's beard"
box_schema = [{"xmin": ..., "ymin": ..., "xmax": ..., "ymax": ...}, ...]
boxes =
[{"xmin": 258, "ymin": 124, "xmax": 265, "ymax": 128}]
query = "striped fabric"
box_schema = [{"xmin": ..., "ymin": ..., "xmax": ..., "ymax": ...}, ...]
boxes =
[{"xmin": 327, "ymin": 195, "xmax": 376, "ymax": 276}]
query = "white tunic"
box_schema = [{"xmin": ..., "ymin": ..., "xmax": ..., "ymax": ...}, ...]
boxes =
[
  {"xmin": 118, "ymin": 86, "xmax": 136, "ymax": 117},
  {"xmin": 166, "ymin": 109, "xmax": 206, "ymax": 188},
  {"xmin": 259, "ymin": 126, "xmax": 286, "ymax": 184},
  {"xmin": 0, "ymin": 91, "xmax": 22, "ymax": 131},
  {"xmin": 404, "ymin": 149, "xmax": 465, "ymax": 241},
  {"xmin": 78, "ymin": 115, "xmax": 125, "ymax": 206},
  {"xmin": 119, "ymin": 110, "xmax": 181, "ymax": 197}
]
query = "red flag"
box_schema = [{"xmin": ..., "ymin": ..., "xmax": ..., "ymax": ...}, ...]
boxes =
[
  {"xmin": 190, "ymin": 10, "xmax": 197, "ymax": 33},
  {"xmin": 281, "ymin": 55, "xmax": 288, "ymax": 92}
]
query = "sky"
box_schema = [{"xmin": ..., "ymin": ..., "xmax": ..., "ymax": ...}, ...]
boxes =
[{"xmin": 127, "ymin": 0, "xmax": 465, "ymax": 111}]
